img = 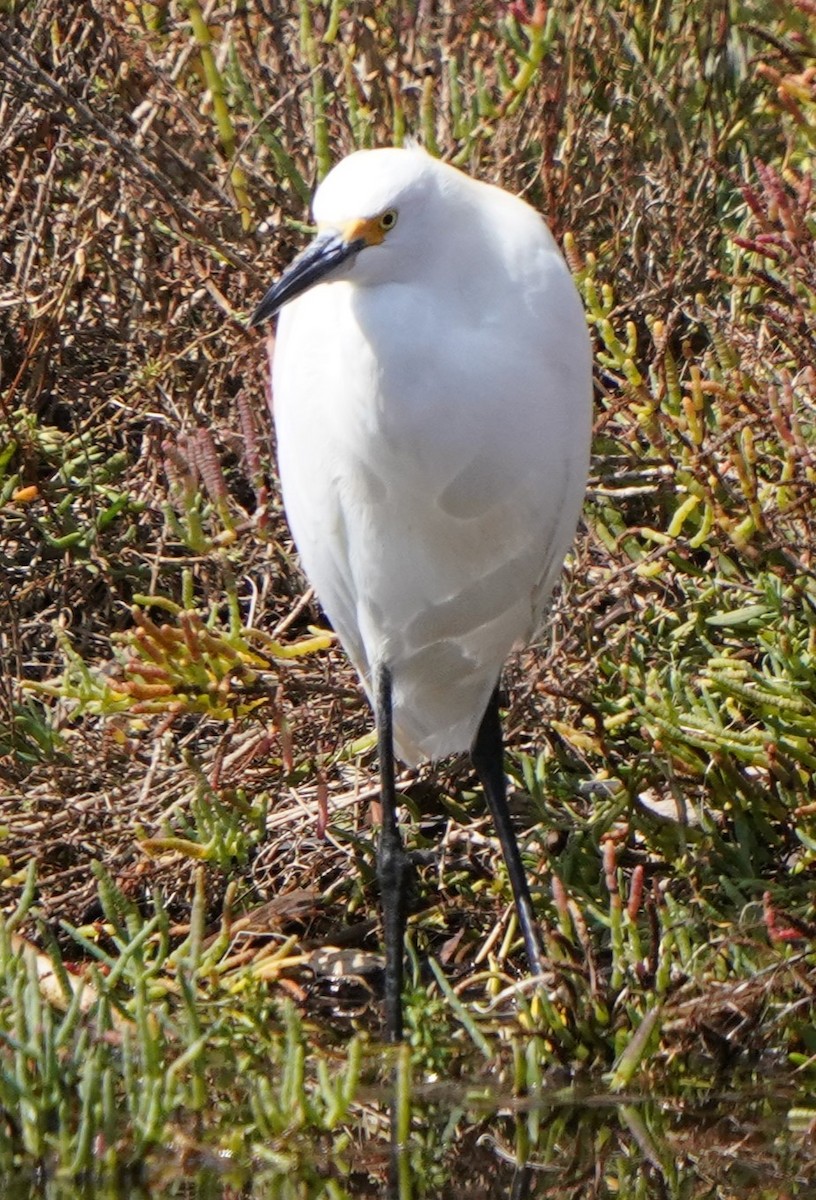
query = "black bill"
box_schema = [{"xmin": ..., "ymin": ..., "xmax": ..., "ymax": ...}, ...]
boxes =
[{"xmin": 249, "ymin": 230, "xmax": 365, "ymax": 327}]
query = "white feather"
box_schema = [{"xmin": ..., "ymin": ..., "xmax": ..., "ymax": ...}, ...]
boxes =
[{"xmin": 271, "ymin": 147, "xmax": 592, "ymax": 765}]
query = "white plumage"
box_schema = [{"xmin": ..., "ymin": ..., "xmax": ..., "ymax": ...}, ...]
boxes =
[{"xmin": 261, "ymin": 146, "xmax": 592, "ymax": 765}]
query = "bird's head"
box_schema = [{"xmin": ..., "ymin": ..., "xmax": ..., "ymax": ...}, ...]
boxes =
[{"xmin": 250, "ymin": 146, "xmax": 439, "ymax": 327}]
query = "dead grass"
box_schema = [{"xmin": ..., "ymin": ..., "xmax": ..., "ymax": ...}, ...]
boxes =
[{"xmin": 1, "ymin": 0, "xmax": 816, "ymax": 1186}]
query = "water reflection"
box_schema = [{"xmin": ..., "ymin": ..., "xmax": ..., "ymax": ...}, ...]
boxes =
[
  {"xmin": 388, "ymin": 1125, "xmax": 533, "ymax": 1200},
  {"xmin": 378, "ymin": 1075, "xmax": 816, "ymax": 1200},
  {"xmin": 5, "ymin": 1078, "xmax": 815, "ymax": 1197}
]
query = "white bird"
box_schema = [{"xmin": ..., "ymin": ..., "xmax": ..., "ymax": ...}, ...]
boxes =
[{"xmin": 251, "ymin": 145, "xmax": 592, "ymax": 1041}]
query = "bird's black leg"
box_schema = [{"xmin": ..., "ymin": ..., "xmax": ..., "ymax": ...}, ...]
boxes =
[
  {"xmin": 471, "ymin": 688, "xmax": 544, "ymax": 976},
  {"xmin": 375, "ymin": 663, "xmax": 410, "ymax": 1041}
]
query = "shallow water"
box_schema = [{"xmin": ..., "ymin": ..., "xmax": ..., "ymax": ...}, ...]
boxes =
[{"xmin": 6, "ymin": 1080, "xmax": 816, "ymax": 1199}]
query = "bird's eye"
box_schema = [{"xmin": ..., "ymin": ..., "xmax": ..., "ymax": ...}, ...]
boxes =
[{"xmin": 379, "ymin": 209, "xmax": 398, "ymax": 231}]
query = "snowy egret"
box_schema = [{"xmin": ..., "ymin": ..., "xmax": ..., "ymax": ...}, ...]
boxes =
[{"xmin": 251, "ymin": 146, "xmax": 592, "ymax": 1041}]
